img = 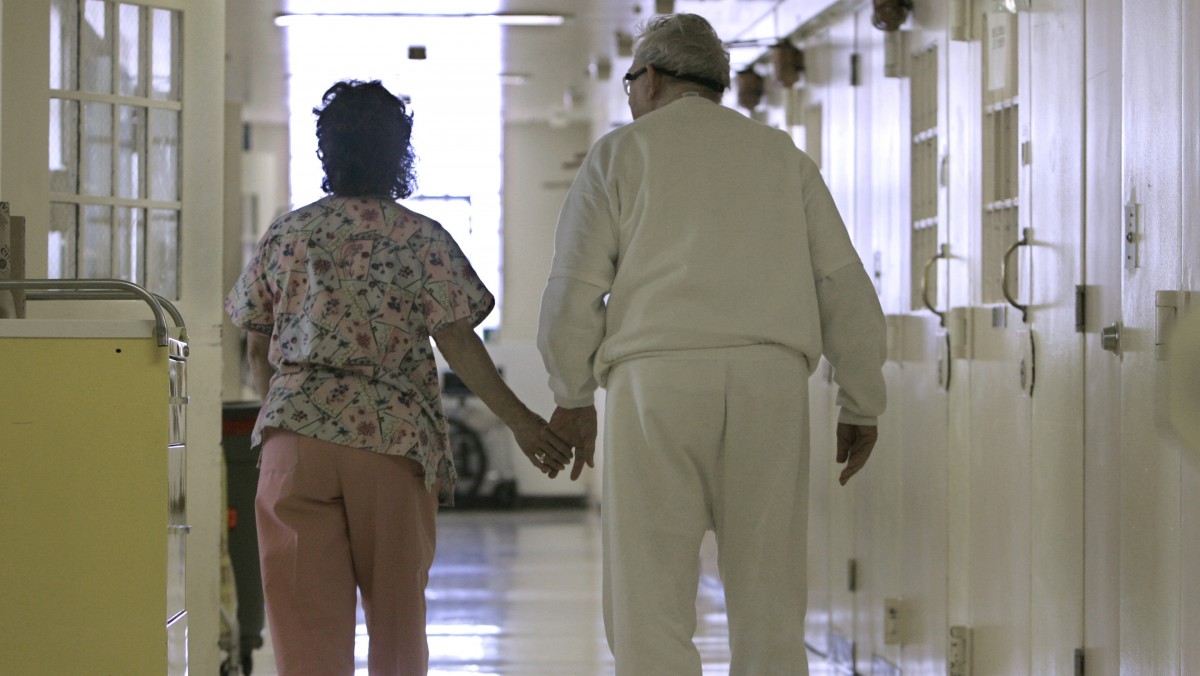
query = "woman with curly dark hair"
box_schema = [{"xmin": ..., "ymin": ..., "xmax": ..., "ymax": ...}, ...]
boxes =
[
  {"xmin": 226, "ymin": 79, "xmax": 571, "ymax": 674},
  {"xmin": 314, "ymin": 80, "xmax": 419, "ymax": 200}
]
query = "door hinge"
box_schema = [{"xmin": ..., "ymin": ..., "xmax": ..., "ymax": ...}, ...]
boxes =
[
  {"xmin": 883, "ymin": 597, "xmax": 902, "ymax": 645},
  {"xmin": 1074, "ymin": 647, "xmax": 1085, "ymax": 676},
  {"xmin": 847, "ymin": 558, "xmax": 858, "ymax": 592},
  {"xmin": 1075, "ymin": 285, "xmax": 1086, "ymax": 332},
  {"xmin": 948, "ymin": 626, "xmax": 972, "ymax": 676},
  {"xmin": 850, "ymin": 52, "xmax": 861, "ymax": 86}
]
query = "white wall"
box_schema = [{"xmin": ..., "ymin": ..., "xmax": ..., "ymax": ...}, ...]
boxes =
[
  {"xmin": 499, "ymin": 121, "xmax": 590, "ymax": 344},
  {"xmin": 494, "ymin": 120, "xmax": 598, "ymax": 500}
]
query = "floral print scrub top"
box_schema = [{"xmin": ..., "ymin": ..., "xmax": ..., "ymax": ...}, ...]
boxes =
[{"xmin": 225, "ymin": 195, "xmax": 495, "ymax": 505}]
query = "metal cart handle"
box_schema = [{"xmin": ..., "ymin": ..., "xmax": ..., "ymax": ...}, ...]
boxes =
[{"xmin": 0, "ymin": 279, "xmax": 185, "ymax": 347}]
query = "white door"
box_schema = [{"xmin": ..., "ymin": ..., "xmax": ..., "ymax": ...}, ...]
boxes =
[
  {"xmin": 1181, "ymin": 2, "xmax": 1200, "ymax": 668},
  {"xmin": 960, "ymin": 9, "xmax": 1034, "ymax": 674},
  {"xmin": 890, "ymin": 314, "xmax": 951, "ymax": 674},
  {"xmin": 962, "ymin": 5, "xmax": 1087, "ymax": 673},
  {"xmin": 1118, "ymin": 1, "xmax": 1196, "ymax": 673},
  {"xmin": 1081, "ymin": 0, "xmax": 1123, "ymax": 673},
  {"xmin": 1025, "ymin": 3, "xmax": 1087, "ymax": 673},
  {"xmin": 849, "ymin": 9, "xmax": 906, "ymax": 674},
  {"xmin": 801, "ymin": 20, "xmax": 861, "ymax": 667},
  {"xmin": 848, "ymin": 5, "xmax": 955, "ymax": 672}
]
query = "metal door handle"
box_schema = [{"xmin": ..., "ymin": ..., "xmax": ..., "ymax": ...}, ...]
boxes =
[
  {"xmin": 1101, "ymin": 322, "xmax": 1121, "ymax": 354},
  {"xmin": 922, "ymin": 243, "xmax": 951, "ymax": 327},
  {"xmin": 1002, "ymin": 227, "xmax": 1031, "ymax": 323}
]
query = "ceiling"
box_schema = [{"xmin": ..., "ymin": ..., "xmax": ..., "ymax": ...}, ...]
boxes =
[
  {"xmin": 227, "ymin": 0, "xmax": 788, "ymax": 130},
  {"xmin": 489, "ymin": 0, "xmax": 782, "ymax": 125}
]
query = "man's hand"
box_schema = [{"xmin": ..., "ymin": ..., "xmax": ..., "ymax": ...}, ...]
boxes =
[
  {"xmin": 836, "ymin": 423, "xmax": 878, "ymax": 485},
  {"xmin": 509, "ymin": 413, "xmax": 572, "ymax": 475},
  {"xmin": 548, "ymin": 405, "xmax": 597, "ymax": 480}
]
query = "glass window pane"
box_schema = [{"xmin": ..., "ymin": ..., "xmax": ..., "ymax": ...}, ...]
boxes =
[
  {"xmin": 49, "ymin": 98, "xmax": 80, "ymax": 193},
  {"xmin": 50, "ymin": 0, "xmax": 79, "ymax": 90},
  {"xmin": 81, "ymin": 0, "xmax": 112, "ymax": 94},
  {"xmin": 48, "ymin": 202, "xmax": 78, "ymax": 279},
  {"xmin": 49, "ymin": 1, "xmax": 184, "ymax": 287},
  {"xmin": 80, "ymin": 102, "xmax": 113, "ymax": 196},
  {"xmin": 150, "ymin": 8, "xmax": 179, "ymax": 101},
  {"xmin": 148, "ymin": 108, "xmax": 179, "ymax": 201},
  {"xmin": 115, "ymin": 206, "xmax": 144, "ymax": 284},
  {"xmin": 80, "ymin": 204, "xmax": 112, "ymax": 278},
  {"xmin": 117, "ymin": 105, "xmax": 145, "ymax": 199},
  {"xmin": 117, "ymin": 4, "xmax": 143, "ymax": 98},
  {"xmin": 147, "ymin": 209, "xmax": 179, "ymax": 298}
]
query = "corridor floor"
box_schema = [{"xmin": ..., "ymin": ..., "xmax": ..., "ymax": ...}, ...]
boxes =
[{"xmin": 248, "ymin": 507, "xmax": 826, "ymax": 674}]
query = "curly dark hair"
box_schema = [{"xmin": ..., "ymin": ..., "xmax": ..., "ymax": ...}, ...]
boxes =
[{"xmin": 313, "ymin": 80, "xmax": 418, "ymax": 199}]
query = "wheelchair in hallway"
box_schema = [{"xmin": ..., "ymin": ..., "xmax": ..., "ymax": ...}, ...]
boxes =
[{"xmin": 443, "ymin": 371, "xmax": 520, "ymax": 508}]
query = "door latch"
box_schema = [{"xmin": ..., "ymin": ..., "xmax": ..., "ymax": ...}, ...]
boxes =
[{"xmin": 1101, "ymin": 323, "xmax": 1121, "ymax": 355}]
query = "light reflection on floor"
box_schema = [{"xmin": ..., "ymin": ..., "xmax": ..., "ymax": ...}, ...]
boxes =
[{"xmin": 249, "ymin": 507, "xmax": 824, "ymax": 674}]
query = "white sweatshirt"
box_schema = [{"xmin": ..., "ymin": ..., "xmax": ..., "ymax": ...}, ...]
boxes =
[{"xmin": 538, "ymin": 95, "xmax": 886, "ymax": 425}]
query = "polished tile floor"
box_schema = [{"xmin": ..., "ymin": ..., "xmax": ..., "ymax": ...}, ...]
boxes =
[{"xmin": 248, "ymin": 507, "xmax": 826, "ymax": 675}]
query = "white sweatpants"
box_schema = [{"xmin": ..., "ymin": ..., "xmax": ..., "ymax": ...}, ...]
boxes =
[{"xmin": 602, "ymin": 345, "xmax": 812, "ymax": 676}]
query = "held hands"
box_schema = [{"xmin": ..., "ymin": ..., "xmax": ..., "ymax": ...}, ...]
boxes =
[
  {"xmin": 547, "ymin": 405, "xmax": 597, "ymax": 481},
  {"xmin": 510, "ymin": 411, "xmax": 573, "ymax": 475},
  {"xmin": 836, "ymin": 423, "xmax": 878, "ymax": 485}
]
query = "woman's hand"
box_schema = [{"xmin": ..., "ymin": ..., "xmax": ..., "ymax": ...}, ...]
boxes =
[
  {"xmin": 509, "ymin": 412, "xmax": 573, "ymax": 475},
  {"xmin": 432, "ymin": 319, "xmax": 573, "ymax": 474}
]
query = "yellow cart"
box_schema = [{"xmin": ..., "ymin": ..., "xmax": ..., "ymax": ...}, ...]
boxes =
[{"xmin": 0, "ymin": 279, "xmax": 189, "ymax": 675}]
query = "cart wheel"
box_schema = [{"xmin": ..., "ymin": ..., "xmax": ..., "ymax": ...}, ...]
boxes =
[
  {"xmin": 493, "ymin": 479, "xmax": 519, "ymax": 509},
  {"xmin": 448, "ymin": 418, "xmax": 488, "ymax": 499}
]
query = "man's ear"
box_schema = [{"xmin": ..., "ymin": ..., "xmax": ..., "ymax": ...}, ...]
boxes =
[{"xmin": 645, "ymin": 64, "xmax": 661, "ymax": 100}]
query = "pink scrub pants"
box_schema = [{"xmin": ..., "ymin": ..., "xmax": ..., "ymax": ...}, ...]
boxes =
[{"xmin": 256, "ymin": 428, "xmax": 439, "ymax": 675}]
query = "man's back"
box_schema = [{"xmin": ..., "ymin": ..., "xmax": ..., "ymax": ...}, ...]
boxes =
[{"xmin": 554, "ymin": 95, "xmax": 863, "ymax": 378}]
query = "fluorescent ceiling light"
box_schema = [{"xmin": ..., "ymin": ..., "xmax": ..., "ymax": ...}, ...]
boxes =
[
  {"xmin": 499, "ymin": 73, "xmax": 530, "ymax": 85},
  {"xmin": 274, "ymin": 13, "xmax": 568, "ymax": 28}
]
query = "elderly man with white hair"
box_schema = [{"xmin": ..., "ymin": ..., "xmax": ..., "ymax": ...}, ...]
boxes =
[{"xmin": 537, "ymin": 13, "xmax": 887, "ymax": 675}]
